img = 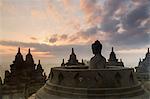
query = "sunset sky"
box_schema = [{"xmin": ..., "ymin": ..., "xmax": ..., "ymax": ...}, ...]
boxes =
[{"xmin": 0, "ymin": 0, "xmax": 150, "ymax": 77}]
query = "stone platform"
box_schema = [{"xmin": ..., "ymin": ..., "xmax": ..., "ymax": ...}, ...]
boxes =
[{"xmin": 36, "ymin": 67, "xmax": 145, "ymax": 98}]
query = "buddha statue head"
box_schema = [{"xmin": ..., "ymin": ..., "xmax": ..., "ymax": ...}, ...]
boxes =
[
  {"xmin": 90, "ymin": 40, "xmax": 106, "ymax": 69},
  {"xmin": 92, "ymin": 40, "xmax": 102, "ymax": 55}
]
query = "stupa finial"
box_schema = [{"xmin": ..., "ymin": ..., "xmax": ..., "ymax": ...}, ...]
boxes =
[
  {"xmin": 112, "ymin": 47, "xmax": 114, "ymax": 52},
  {"xmin": 82, "ymin": 59, "xmax": 84, "ymax": 63},
  {"xmin": 139, "ymin": 58, "xmax": 141, "ymax": 62},
  {"xmin": 0, "ymin": 76, "xmax": 2, "ymax": 85},
  {"xmin": 72, "ymin": 48, "xmax": 74, "ymax": 54},
  {"xmin": 28, "ymin": 48, "xmax": 31, "ymax": 54},
  {"xmin": 18, "ymin": 47, "xmax": 20, "ymax": 53},
  {"xmin": 38, "ymin": 60, "xmax": 41, "ymax": 64},
  {"xmin": 61, "ymin": 59, "xmax": 65, "ymax": 67},
  {"xmin": 120, "ymin": 59, "xmax": 122, "ymax": 62}
]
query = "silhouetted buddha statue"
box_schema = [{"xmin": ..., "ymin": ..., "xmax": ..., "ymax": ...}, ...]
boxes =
[{"xmin": 90, "ymin": 40, "xmax": 106, "ymax": 69}]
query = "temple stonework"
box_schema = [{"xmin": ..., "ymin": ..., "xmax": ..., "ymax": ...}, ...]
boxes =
[
  {"xmin": 135, "ymin": 48, "xmax": 150, "ymax": 80},
  {"xmin": 106, "ymin": 47, "xmax": 124, "ymax": 67},
  {"xmin": 0, "ymin": 76, "xmax": 2, "ymax": 99},
  {"xmin": 90, "ymin": 40, "xmax": 106, "ymax": 69},
  {"xmin": 1, "ymin": 48, "xmax": 47, "ymax": 98},
  {"xmin": 61, "ymin": 48, "xmax": 85, "ymax": 67},
  {"xmin": 36, "ymin": 40, "xmax": 145, "ymax": 99}
]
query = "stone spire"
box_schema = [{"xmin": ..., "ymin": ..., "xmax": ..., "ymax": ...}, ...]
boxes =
[
  {"xmin": 25, "ymin": 48, "xmax": 34, "ymax": 64},
  {"xmin": 138, "ymin": 58, "xmax": 142, "ymax": 66},
  {"xmin": 61, "ymin": 48, "xmax": 86, "ymax": 66},
  {"xmin": 25, "ymin": 48, "xmax": 36, "ymax": 73},
  {"xmin": 67, "ymin": 48, "xmax": 78, "ymax": 65},
  {"xmin": 108, "ymin": 47, "xmax": 118, "ymax": 62},
  {"xmin": 146, "ymin": 48, "xmax": 150, "ymax": 57},
  {"xmin": 14, "ymin": 47, "xmax": 24, "ymax": 64},
  {"xmin": 70, "ymin": 48, "xmax": 77, "ymax": 59},
  {"xmin": 28, "ymin": 48, "xmax": 31, "ymax": 54},
  {"xmin": 82, "ymin": 59, "xmax": 84, "ymax": 64},
  {"xmin": 36, "ymin": 60, "xmax": 44, "ymax": 73},
  {"xmin": 44, "ymin": 73, "xmax": 47, "ymax": 81},
  {"xmin": 10, "ymin": 47, "xmax": 24, "ymax": 75},
  {"xmin": 72, "ymin": 48, "xmax": 74, "ymax": 54},
  {"xmin": 106, "ymin": 47, "xmax": 124, "ymax": 67},
  {"xmin": 18, "ymin": 47, "xmax": 21, "ymax": 53},
  {"xmin": 38, "ymin": 60, "xmax": 40, "ymax": 64},
  {"xmin": 0, "ymin": 76, "xmax": 2, "ymax": 85},
  {"xmin": 81, "ymin": 59, "xmax": 85, "ymax": 65},
  {"xmin": 136, "ymin": 48, "xmax": 150, "ymax": 73},
  {"xmin": 120, "ymin": 59, "xmax": 122, "ymax": 62},
  {"xmin": 139, "ymin": 58, "xmax": 141, "ymax": 62},
  {"xmin": 145, "ymin": 48, "xmax": 150, "ymax": 64},
  {"xmin": 112, "ymin": 47, "xmax": 114, "ymax": 52},
  {"xmin": 61, "ymin": 59, "xmax": 65, "ymax": 67}
]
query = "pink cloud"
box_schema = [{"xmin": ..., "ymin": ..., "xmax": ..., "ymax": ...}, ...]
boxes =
[
  {"xmin": 80, "ymin": 0, "xmax": 102, "ymax": 25},
  {"xmin": 45, "ymin": 0, "xmax": 64, "ymax": 22},
  {"xmin": 1, "ymin": 1, "xmax": 17, "ymax": 15},
  {"xmin": 31, "ymin": 9, "xmax": 47, "ymax": 19},
  {"xmin": 30, "ymin": 37, "xmax": 38, "ymax": 41}
]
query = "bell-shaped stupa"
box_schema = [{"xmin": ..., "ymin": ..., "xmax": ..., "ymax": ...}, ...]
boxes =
[{"xmin": 36, "ymin": 40, "xmax": 145, "ymax": 99}]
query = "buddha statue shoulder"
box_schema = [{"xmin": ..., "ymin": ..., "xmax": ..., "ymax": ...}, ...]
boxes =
[{"xmin": 90, "ymin": 40, "xmax": 106, "ymax": 69}]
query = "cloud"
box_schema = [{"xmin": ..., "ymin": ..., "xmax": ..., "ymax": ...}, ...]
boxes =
[
  {"xmin": 110, "ymin": 29, "xmax": 150, "ymax": 48},
  {"xmin": 99, "ymin": 0, "xmax": 128, "ymax": 33},
  {"xmin": 46, "ymin": 0, "xmax": 150, "ymax": 48},
  {"xmin": 0, "ymin": 40, "xmax": 88, "ymax": 55},
  {"xmin": 87, "ymin": 0, "xmax": 150, "ymax": 47},
  {"xmin": 49, "ymin": 36, "xmax": 58, "ymax": 43},
  {"xmin": 122, "ymin": 3, "xmax": 150, "ymax": 30},
  {"xmin": 80, "ymin": 0, "xmax": 102, "ymax": 25},
  {"xmin": 0, "ymin": 40, "xmax": 50, "ymax": 53},
  {"xmin": 47, "ymin": 26, "xmax": 107, "ymax": 45},
  {"xmin": 1, "ymin": 0, "xmax": 150, "ymax": 69},
  {"xmin": 44, "ymin": 0, "xmax": 66, "ymax": 22},
  {"xmin": 109, "ymin": 1, "xmax": 150, "ymax": 47},
  {"xmin": 61, "ymin": 0, "xmax": 71, "ymax": 7},
  {"xmin": 103, "ymin": 0, "xmax": 127, "ymax": 16},
  {"xmin": 48, "ymin": 34, "xmax": 68, "ymax": 44},
  {"xmin": 30, "ymin": 37, "xmax": 38, "ymax": 41},
  {"xmin": 132, "ymin": 0, "xmax": 150, "ymax": 5},
  {"xmin": 31, "ymin": 9, "xmax": 47, "ymax": 19},
  {"xmin": 1, "ymin": 0, "xmax": 150, "ymax": 51},
  {"xmin": 1, "ymin": 0, "xmax": 17, "ymax": 15}
]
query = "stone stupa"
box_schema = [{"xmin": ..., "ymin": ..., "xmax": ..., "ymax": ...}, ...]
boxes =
[
  {"xmin": 60, "ymin": 48, "xmax": 86, "ymax": 69},
  {"xmin": 36, "ymin": 40, "xmax": 145, "ymax": 99},
  {"xmin": 135, "ymin": 48, "xmax": 150, "ymax": 80},
  {"xmin": 1, "ymin": 48, "xmax": 47, "ymax": 99}
]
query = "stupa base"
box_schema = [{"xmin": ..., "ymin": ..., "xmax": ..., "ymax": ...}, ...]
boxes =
[{"xmin": 35, "ymin": 67, "xmax": 146, "ymax": 99}]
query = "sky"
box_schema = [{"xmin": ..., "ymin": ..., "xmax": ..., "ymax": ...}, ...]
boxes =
[{"xmin": 0, "ymin": 0, "xmax": 150, "ymax": 78}]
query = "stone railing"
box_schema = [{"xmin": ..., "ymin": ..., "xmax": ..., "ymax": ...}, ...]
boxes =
[{"xmin": 48, "ymin": 67, "xmax": 137, "ymax": 88}]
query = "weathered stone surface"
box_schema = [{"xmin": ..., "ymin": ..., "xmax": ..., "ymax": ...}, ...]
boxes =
[
  {"xmin": 34, "ymin": 90, "xmax": 150, "ymax": 99},
  {"xmin": 106, "ymin": 47, "xmax": 124, "ymax": 67},
  {"xmin": 1, "ymin": 48, "xmax": 47, "ymax": 98},
  {"xmin": 135, "ymin": 48, "xmax": 150, "ymax": 80},
  {"xmin": 90, "ymin": 40, "xmax": 106, "ymax": 69},
  {"xmin": 0, "ymin": 76, "xmax": 2, "ymax": 99},
  {"xmin": 36, "ymin": 67, "xmax": 145, "ymax": 98},
  {"xmin": 35, "ymin": 40, "xmax": 145, "ymax": 98},
  {"xmin": 61, "ymin": 48, "xmax": 85, "ymax": 67}
]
